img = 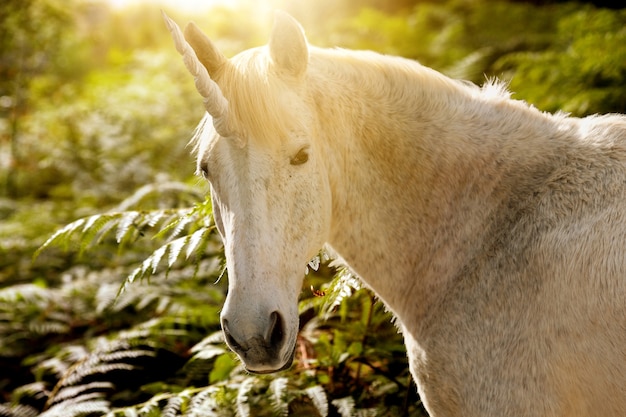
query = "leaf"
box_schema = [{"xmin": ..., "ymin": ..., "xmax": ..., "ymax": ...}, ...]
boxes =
[
  {"xmin": 167, "ymin": 214, "xmax": 195, "ymax": 240},
  {"xmin": 153, "ymin": 208, "xmax": 195, "ymax": 240},
  {"xmin": 162, "ymin": 396, "xmax": 183, "ymax": 417},
  {"xmin": 185, "ymin": 227, "xmax": 209, "ymax": 259},
  {"xmin": 331, "ymin": 397, "xmax": 355, "ymax": 417},
  {"xmin": 236, "ymin": 377, "xmax": 255, "ymax": 417},
  {"xmin": 150, "ymin": 245, "xmax": 167, "ymax": 274},
  {"xmin": 270, "ymin": 377, "xmax": 289, "ymax": 417},
  {"xmin": 34, "ymin": 218, "xmax": 86, "ymax": 259},
  {"xmin": 167, "ymin": 235, "xmax": 188, "ymax": 268},
  {"xmin": 308, "ymin": 256, "xmax": 320, "ymax": 271},
  {"xmin": 39, "ymin": 400, "xmax": 110, "ymax": 417},
  {"xmin": 186, "ymin": 387, "xmax": 220, "ymax": 416},
  {"xmin": 209, "ymin": 353, "xmax": 238, "ymax": 384},
  {"xmin": 305, "ymin": 385, "xmax": 329, "ymax": 417},
  {"xmin": 189, "ymin": 345, "xmax": 226, "ymax": 361},
  {"xmin": 144, "ymin": 210, "xmax": 168, "ymax": 227},
  {"xmin": 322, "ymin": 270, "xmax": 361, "ymax": 320},
  {"xmin": 115, "ymin": 211, "xmax": 141, "ymax": 243},
  {"xmin": 78, "ymin": 214, "xmax": 118, "ymax": 255}
]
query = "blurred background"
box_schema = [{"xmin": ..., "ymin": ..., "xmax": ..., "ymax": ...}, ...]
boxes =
[{"xmin": 1, "ymin": 0, "xmax": 625, "ymax": 416}]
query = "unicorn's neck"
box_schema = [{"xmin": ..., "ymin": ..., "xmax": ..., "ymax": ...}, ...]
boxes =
[{"xmin": 313, "ymin": 52, "xmax": 573, "ymax": 320}]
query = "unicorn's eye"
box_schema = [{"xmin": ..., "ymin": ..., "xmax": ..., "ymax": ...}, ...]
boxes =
[{"xmin": 290, "ymin": 147, "xmax": 309, "ymax": 166}]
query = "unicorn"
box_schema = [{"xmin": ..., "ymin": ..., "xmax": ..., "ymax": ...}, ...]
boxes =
[{"xmin": 163, "ymin": 11, "xmax": 626, "ymax": 416}]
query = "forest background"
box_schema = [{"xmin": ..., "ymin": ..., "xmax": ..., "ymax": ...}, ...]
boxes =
[{"xmin": 1, "ymin": 0, "xmax": 625, "ymax": 416}]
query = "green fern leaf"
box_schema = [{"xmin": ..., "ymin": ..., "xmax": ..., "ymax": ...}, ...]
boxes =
[
  {"xmin": 136, "ymin": 396, "xmax": 164, "ymax": 416},
  {"xmin": 97, "ymin": 349, "xmax": 155, "ymax": 364},
  {"xmin": 50, "ymin": 392, "xmax": 108, "ymax": 408},
  {"xmin": 167, "ymin": 235, "xmax": 188, "ymax": 268},
  {"xmin": 161, "ymin": 396, "xmax": 183, "ymax": 417},
  {"xmin": 121, "ymin": 226, "xmax": 212, "ymax": 295},
  {"xmin": 150, "ymin": 246, "xmax": 167, "ymax": 274},
  {"xmin": 62, "ymin": 363, "xmax": 135, "ymax": 387},
  {"xmin": 153, "ymin": 208, "xmax": 195, "ymax": 240},
  {"xmin": 39, "ymin": 399, "xmax": 110, "ymax": 417},
  {"xmin": 331, "ymin": 397, "xmax": 355, "ymax": 417},
  {"xmin": 115, "ymin": 211, "xmax": 141, "ymax": 243},
  {"xmin": 186, "ymin": 387, "xmax": 221, "ymax": 417},
  {"xmin": 78, "ymin": 213, "xmax": 119, "ymax": 256},
  {"xmin": 236, "ymin": 377, "xmax": 255, "ymax": 417},
  {"xmin": 184, "ymin": 227, "xmax": 209, "ymax": 259},
  {"xmin": 144, "ymin": 210, "xmax": 169, "ymax": 227},
  {"xmin": 33, "ymin": 218, "xmax": 86, "ymax": 259},
  {"xmin": 167, "ymin": 214, "xmax": 195, "ymax": 240},
  {"xmin": 122, "ymin": 257, "xmax": 152, "ymax": 291},
  {"xmin": 0, "ymin": 404, "xmax": 39, "ymax": 417},
  {"xmin": 270, "ymin": 377, "xmax": 289, "ymax": 417},
  {"xmin": 190, "ymin": 345, "xmax": 227, "ymax": 362},
  {"xmin": 322, "ymin": 270, "xmax": 361, "ymax": 320},
  {"xmin": 305, "ymin": 385, "xmax": 329, "ymax": 417},
  {"xmin": 49, "ymin": 382, "xmax": 113, "ymax": 406}
]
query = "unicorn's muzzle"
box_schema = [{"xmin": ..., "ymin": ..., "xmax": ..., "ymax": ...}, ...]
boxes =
[{"xmin": 221, "ymin": 311, "xmax": 295, "ymax": 373}]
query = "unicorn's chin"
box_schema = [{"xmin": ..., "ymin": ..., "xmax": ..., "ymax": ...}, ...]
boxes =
[{"xmin": 243, "ymin": 342, "xmax": 296, "ymax": 374}]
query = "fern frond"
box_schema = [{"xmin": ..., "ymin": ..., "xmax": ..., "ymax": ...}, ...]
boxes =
[
  {"xmin": 0, "ymin": 403, "xmax": 40, "ymax": 417},
  {"xmin": 115, "ymin": 181, "xmax": 204, "ymax": 212},
  {"xmin": 34, "ymin": 218, "xmax": 86, "ymax": 259},
  {"xmin": 49, "ymin": 382, "xmax": 114, "ymax": 406},
  {"xmin": 168, "ymin": 214, "xmax": 196, "ymax": 240},
  {"xmin": 0, "ymin": 283, "xmax": 47, "ymax": 303},
  {"xmin": 321, "ymin": 269, "xmax": 362, "ymax": 320},
  {"xmin": 36, "ymin": 207, "xmax": 202, "ymax": 262},
  {"xmin": 269, "ymin": 377, "xmax": 289, "ymax": 417},
  {"xmin": 305, "ymin": 385, "xmax": 329, "ymax": 417},
  {"xmin": 184, "ymin": 227, "xmax": 210, "ymax": 259},
  {"xmin": 189, "ymin": 331, "xmax": 226, "ymax": 362},
  {"xmin": 39, "ymin": 399, "xmax": 110, "ymax": 417},
  {"xmin": 167, "ymin": 236, "xmax": 188, "ymax": 268},
  {"xmin": 236, "ymin": 377, "xmax": 255, "ymax": 417},
  {"xmin": 78, "ymin": 214, "xmax": 118, "ymax": 256},
  {"xmin": 162, "ymin": 396, "xmax": 183, "ymax": 417},
  {"xmin": 186, "ymin": 386, "xmax": 221, "ymax": 417},
  {"xmin": 11, "ymin": 382, "xmax": 48, "ymax": 403},
  {"xmin": 331, "ymin": 397, "xmax": 356, "ymax": 417},
  {"xmin": 190, "ymin": 345, "xmax": 227, "ymax": 362},
  {"xmin": 153, "ymin": 208, "xmax": 196, "ymax": 240},
  {"xmin": 115, "ymin": 211, "xmax": 141, "ymax": 244},
  {"xmin": 62, "ymin": 363, "xmax": 135, "ymax": 388},
  {"xmin": 119, "ymin": 226, "xmax": 212, "ymax": 295},
  {"xmin": 97, "ymin": 349, "xmax": 155, "ymax": 364}
]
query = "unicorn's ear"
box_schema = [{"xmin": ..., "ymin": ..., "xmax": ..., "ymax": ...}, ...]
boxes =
[
  {"xmin": 184, "ymin": 22, "xmax": 228, "ymax": 75},
  {"xmin": 268, "ymin": 11, "xmax": 308, "ymax": 78}
]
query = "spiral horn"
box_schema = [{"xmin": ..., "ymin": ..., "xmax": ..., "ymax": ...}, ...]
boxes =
[{"xmin": 162, "ymin": 11, "xmax": 232, "ymax": 138}]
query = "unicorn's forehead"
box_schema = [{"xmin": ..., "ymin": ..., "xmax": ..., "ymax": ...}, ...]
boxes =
[{"xmin": 211, "ymin": 47, "xmax": 306, "ymax": 148}]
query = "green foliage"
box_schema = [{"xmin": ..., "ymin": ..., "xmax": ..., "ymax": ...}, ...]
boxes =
[
  {"xmin": 496, "ymin": 6, "xmax": 626, "ymax": 114},
  {"xmin": 2, "ymin": 1, "xmax": 625, "ymax": 416},
  {"xmin": 329, "ymin": 0, "xmax": 626, "ymax": 116},
  {"xmin": 10, "ymin": 197, "xmax": 419, "ymax": 416}
]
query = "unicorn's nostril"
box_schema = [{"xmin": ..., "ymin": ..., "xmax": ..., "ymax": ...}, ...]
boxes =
[
  {"xmin": 266, "ymin": 311, "xmax": 284, "ymax": 348},
  {"xmin": 222, "ymin": 313, "xmax": 285, "ymax": 353},
  {"xmin": 222, "ymin": 318, "xmax": 243, "ymax": 351}
]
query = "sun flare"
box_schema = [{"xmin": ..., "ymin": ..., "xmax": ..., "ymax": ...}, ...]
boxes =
[{"xmin": 104, "ymin": 0, "xmax": 289, "ymax": 13}]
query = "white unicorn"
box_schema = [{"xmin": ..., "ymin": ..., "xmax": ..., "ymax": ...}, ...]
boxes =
[{"xmin": 163, "ymin": 11, "xmax": 626, "ymax": 417}]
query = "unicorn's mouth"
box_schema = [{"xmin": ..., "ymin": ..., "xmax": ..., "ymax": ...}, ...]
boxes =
[{"xmin": 244, "ymin": 339, "xmax": 296, "ymax": 374}]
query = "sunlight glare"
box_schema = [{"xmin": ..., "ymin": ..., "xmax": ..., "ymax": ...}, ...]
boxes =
[{"xmin": 105, "ymin": 0, "xmax": 277, "ymax": 12}]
